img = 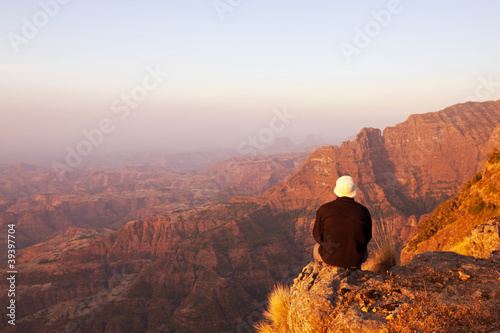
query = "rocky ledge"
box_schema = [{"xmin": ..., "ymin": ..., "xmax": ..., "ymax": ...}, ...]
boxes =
[{"xmin": 286, "ymin": 251, "xmax": 500, "ymax": 332}]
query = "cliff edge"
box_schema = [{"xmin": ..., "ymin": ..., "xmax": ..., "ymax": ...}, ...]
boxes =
[{"xmin": 257, "ymin": 251, "xmax": 500, "ymax": 332}]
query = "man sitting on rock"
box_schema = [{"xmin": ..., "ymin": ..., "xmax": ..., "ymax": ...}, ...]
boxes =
[{"xmin": 313, "ymin": 175, "xmax": 372, "ymax": 269}]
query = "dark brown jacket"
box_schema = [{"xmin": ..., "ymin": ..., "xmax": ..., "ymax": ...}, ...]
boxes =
[{"xmin": 312, "ymin": 197, "xmax": 372, "ymax": 268}]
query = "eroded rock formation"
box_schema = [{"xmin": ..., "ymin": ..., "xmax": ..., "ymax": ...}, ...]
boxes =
[
  {"xmin": 279, "ymin": 251, "xmax": 500, "ymax": 332},
  {"xmin": 3, "ymin": 100, "xmax": 500, "ymax": 332}
]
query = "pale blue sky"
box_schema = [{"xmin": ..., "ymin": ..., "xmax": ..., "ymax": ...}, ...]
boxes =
[{"xmin": 1, "ymin": 0, "xmax": 500, "ymax": 164}]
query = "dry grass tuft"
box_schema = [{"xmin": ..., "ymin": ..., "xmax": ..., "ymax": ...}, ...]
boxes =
[
  {"xmin": 371, "ymin": 219, "xmax": 399, "ymax": 273},
  {"xmin": 253, "ymin": 322, "xmax": 275, "ymax": 333},
  {"xmin": 266, "ymin": 283, "xmax": 291, "ymax": 331},
  {"xmin": 254, "ymin": 283, "xmax": 291, "ymax": 333}
]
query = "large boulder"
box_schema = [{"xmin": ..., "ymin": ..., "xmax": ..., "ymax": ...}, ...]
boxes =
[{"xmin": 285, "ymin": 251, "xmax": 500, "ymax": 332}]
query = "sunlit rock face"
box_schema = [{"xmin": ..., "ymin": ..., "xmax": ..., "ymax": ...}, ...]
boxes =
[{"xmin": 285, "ymin": 251, "xmax": 500, "ymax": 332}]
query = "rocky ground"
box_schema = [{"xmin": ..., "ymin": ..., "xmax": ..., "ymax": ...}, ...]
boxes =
[{"xmin": 285, "ymin": 251, "xmax": 500, "ymax": 332}]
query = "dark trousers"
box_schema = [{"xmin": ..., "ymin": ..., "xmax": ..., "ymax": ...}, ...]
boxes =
[{"xmin": 313, "ymin": 243, "xmax": 367, "ymax": 269}]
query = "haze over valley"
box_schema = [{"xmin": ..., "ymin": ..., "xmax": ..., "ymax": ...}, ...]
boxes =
[
  {"xmin": 2, "ymin": 1, "xmax": 500, "ymax": 332},
  {"xmin": 2, "ymin": 100, "xmax": 500, "ymax": 332}
]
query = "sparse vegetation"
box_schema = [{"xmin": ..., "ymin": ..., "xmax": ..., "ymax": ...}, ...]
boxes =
[
  {"xmin": 388, "ymin": 293, "xmax": 500, "ymax": 332},
  {"xmin": 371, "ymin": 219, "xmax": 399, "ymax": 273},
  {"xmin": 406, "ymin": 147, "xmax": 500, "ymax": 259},
  {"xmin": 254, "ymin": 283, "xmax": 290, "ymax": 333},
  {"xmin": 468, "ymin": 194, "xmax": 486, "ymax": 215},
  {"xmin": 487, "ymin": 147, "xmax": 500, "ymax": 164},
  {"xmin": 449, "ymin": 219, "xmax": 500, "ymax": 258},
  {"xmin": 407, "ymin": 195, "xmax": 462, "ymax": 251},
  {"xmin": 450, "ymin": 236, "xmax": 489, "ymax": 258}
]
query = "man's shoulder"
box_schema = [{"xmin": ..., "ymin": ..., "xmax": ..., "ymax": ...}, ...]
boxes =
[
  {"xmin": 349, "ymin": 199, "xmax": 370, "ymax": 212},
  {"xmin": 319, "ymin": 198, "xmax": 369, "ymax": 210},
  {"xmin": 318, "ymin": 200, "xmax": 337, "ymax": 210}
]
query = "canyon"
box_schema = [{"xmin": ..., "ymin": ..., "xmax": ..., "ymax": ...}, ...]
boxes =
[
  {"xmin": 1, "ymin": 100, "xmax": 500, "ymax": 332},
  {"xmin": 0, "ymin": 152, "xmax": 308, "ymax": 250}
]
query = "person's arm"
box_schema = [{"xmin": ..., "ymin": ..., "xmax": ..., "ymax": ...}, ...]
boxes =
[
  {"xmin": 365, "ymin": 208, "xmax": 373, "ymax": 242},
  {"xmin": 312, "ymin": 208, "xmax": 323, "ymax": 243}
]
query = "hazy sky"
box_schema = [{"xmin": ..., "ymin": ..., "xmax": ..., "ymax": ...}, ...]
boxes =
[{"xmin": 1, "ymin": 0, "xmax": 500, "ymax": 165}]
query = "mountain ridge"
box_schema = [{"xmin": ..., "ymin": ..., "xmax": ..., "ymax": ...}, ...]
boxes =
[
  {"xmin": 3, "ymin": 100, "xmax": 500, "ymax": 332},
  {"xmin": 402, "ymin": 148, "xmax": 500, "ymax": 262}
]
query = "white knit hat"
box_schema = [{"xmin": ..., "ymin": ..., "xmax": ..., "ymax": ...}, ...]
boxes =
[{"xmin": 334, "ymin": 175, "xmax": 357, "ymax": 198}]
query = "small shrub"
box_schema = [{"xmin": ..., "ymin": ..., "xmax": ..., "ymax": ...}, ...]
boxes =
[
  {"xmin": 487, "ymin": 148, "xmax": 500, "ymax": 164},
  {"xmin": 469, "ymin": 197, "xmax": 485, "ymax": 215},
  {"xmin": 461, "ymin": 172, "xmax": 482, "ymax": 191}
]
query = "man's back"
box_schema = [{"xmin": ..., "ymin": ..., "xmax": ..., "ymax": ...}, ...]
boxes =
[{"xmin": 313, "ymin": 196, "xmax": 372, "ymax": 268}]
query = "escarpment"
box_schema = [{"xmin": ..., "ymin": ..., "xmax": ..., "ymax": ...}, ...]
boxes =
[
  {"xmin": 4, "ymin": 100, "xmax": 500, "ymax": 332},
  {"xmin": 257, "ymin": 251, "xmax": 500, "ymax": 332}
]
